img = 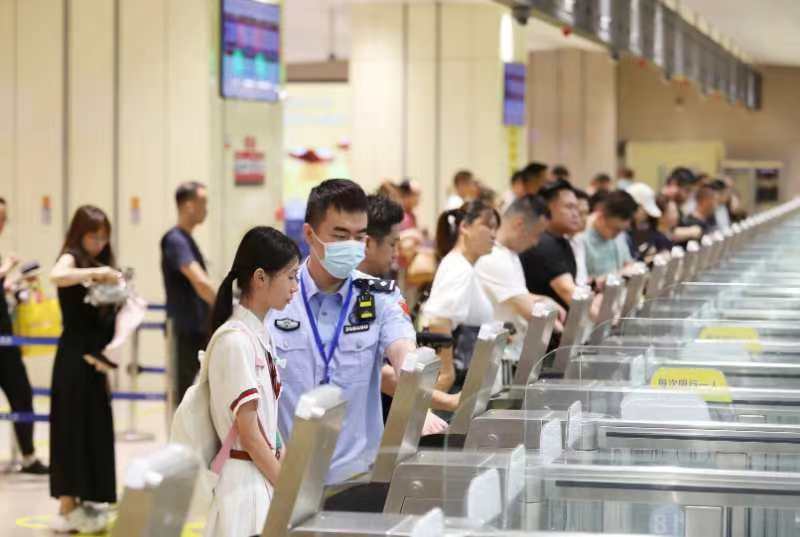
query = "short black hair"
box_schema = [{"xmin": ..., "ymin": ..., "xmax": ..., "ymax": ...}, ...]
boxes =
[
  {"xmin": 696, "ymin": 183, "xmax": 718, "ymax": 201},
  {"xmin": 601, "ymin": 190, "xmax": 638, "ymax": 221},
  {"xmin": 668, "ymin": 167, "xmax": 698, "ymax": 188},
  {"xmin": 366, "ymin": 194, "xmax": 404, "ymax": 242},
  {"xmin": 0, "ymin": 197, "xmax": 6, "ymax": 205},
  {"xmin": 517, "ymin": 162, "xmax": 548, "ymax": 185},
  {"xmin": 305, "ymin": 178, "xmax": 368, "ymax": 229},
  {"xmin": 538, "ymin": 178, "xmax": 576, "ymax": 205},
  {"xmin": 574, "ymin": 188, "xmax": 590, "ymax": 201},
  {"xmin": 506, "ymin": 194, "xmax": 547, "ymax": 225},
  {"xmin": 175, "ymin": 181, "xmax": 206, "ymax": 207},
  {"xmin": 708, "ymin": 178, "xmax": 727, "ymax": 191},
  {"xmin": 552, "ymin": 164, "xmax": 570, "ymax": 179},
  {"xmin": 589, "ymin": 190, "xmax": 609, "ymax": 212},
  {"xmin": 592, "ymin": 173, "xmax": 612, "ymax": 185}
]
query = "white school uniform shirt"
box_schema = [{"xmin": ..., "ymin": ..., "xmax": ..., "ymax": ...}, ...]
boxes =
[
  {"xmin": 422, "ymin": 250, "xmax": 494, "ymax": 329},
  {"xmin": 475, "ymin": 244, "xmax": 529, "ymax": 362},
  {"xmin": 205, "ymin": 304, "xmax": 281, "ymax": 537}
]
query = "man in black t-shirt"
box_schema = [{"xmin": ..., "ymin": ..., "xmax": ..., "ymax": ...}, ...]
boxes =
[
  {"xmin": 520, "ymin": 179, "xmax": 585, "ymax": 310},
  {"xmin": 680, "ymin": 183, "xmax": 719, "ymax": 238},
  {"xmin": 160, "ymin": 182, "xmax": 216, "ymax": 405}
]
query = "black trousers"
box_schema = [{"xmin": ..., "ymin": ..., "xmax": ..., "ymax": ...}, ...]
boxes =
[
  {"xmin": 0, "ymin": 344, "xmax": 35, "ymax": 455},
  {"xmin": 173, "ymin": 329, "xmax": 206, "ymax": 405}
]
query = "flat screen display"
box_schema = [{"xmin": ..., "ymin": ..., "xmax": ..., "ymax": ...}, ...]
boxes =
[
  {"xmin": 503, "ymin": 62, "xmax": 526, "ymax": 126},
  {"xmin": 221, "ymin": 0, "xmax": 281, "ymax": 101}
]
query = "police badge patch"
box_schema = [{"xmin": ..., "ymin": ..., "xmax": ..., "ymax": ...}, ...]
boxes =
[
  {"xmin": 343, "ymin": 323, "xmax": 370, "ymax": 334},
  {"xmin": 274, "ymin": 318, "xmax": 300, "ymax": 332}
]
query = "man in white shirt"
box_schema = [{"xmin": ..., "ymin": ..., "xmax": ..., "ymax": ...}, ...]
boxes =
[
  {"xmin": 476, "ymin": 195, "xmax": 566, "ymax": 362},
  {"xmin": 445, "ymin": 169, "xmax": 479, "ymax": 210}
]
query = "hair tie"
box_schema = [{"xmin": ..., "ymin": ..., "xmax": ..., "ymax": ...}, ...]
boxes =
[{"xmin": 447, "ymin": 213, "xmax": 457, "ymax": 233}]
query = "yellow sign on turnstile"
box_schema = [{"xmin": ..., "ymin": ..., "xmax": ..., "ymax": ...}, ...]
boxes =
[
  {"xmin": 650, "ymin": 367, "xmax": 733, "ymax": 403},
  {"xmin": 698, "ymin": 325, "xmax": 763, "ymax": 353}
]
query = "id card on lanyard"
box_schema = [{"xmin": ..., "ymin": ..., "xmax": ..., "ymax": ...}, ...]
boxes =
[{"xmin": 300, "ymin": 276, "xmax": 355, "ymax": 385}]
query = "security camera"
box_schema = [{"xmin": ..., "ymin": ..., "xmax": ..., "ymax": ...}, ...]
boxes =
[{"xmin": 511, "ymin": 5, "xmax": 531, "ymax": 25}]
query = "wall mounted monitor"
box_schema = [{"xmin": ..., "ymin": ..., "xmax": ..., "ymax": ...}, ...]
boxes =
[{"xmin": 221, "ymin": 0, "xmax": 281, "ymax": 101}]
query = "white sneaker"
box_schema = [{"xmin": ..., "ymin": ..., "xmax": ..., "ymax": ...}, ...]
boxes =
[
  {"xmin": 50, "ymin": 507, "xmax": 88, "ymax": 533},
  {"xmin": 77, "ymin": 511, "xmax": 109, "ymax": 534},
  {"xmin": 49, "ymin": 506, "xmax": 109, "ymax": 534}
]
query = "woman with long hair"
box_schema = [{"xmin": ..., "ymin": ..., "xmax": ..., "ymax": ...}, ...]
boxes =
[
  {"xmin": 204, "ymin": 226, "xmax": 300, "ymax": 537},
  {"xmin": 421, "ymin": 200, "xmax": 499, "ymax": 392},
  {"xmin": 49, "ymin": 206, "xmax": 121, "ymax": 533}
]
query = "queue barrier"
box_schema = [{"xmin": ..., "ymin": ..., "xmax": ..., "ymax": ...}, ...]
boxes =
[{"xmin": 2, "ymin": 303, "xmax": 171, "ymax": 471}]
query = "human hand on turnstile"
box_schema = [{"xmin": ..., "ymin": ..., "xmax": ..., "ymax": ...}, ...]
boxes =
[
  {"xmin": 421, "ymin": 410, "xmax": 448, "ymax": 435},
  {"xmin": 534, "ymin": 296, "xmax": 566, "ymax": 332},
  {"xmin": 589, "ymin": 292, "xmax": 604, "ymax": 322}
]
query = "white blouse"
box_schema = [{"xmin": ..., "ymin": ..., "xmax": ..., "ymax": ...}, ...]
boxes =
[{"xmin": 423, "ymin": 250, "xmax": 494, "ymax": 328}]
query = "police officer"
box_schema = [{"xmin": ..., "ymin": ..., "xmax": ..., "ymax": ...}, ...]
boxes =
[{"xmin": 267, "ymin": 179, "xmax": 451, "ymax": 484}]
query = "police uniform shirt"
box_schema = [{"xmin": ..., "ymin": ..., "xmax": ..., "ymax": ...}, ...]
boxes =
[{"xmin": 267, "ymin": 261, "xmax": 415, "ymax": 484}]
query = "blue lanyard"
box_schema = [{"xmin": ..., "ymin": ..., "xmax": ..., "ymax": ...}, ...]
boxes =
[{"xmin": 300, "ymin": 275, "xmax": 355, "ymax": 385}]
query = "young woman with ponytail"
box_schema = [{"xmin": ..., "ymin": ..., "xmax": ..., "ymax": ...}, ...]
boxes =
[
  {"xmin": 203, "ymin": 226, "xmax": 300, "ymax": 537},
  {"xmin": 421, "ymin": 200, "xmax": 499, "ymax": 392}
]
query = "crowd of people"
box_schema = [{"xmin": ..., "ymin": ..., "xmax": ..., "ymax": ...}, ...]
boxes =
[{"xmin": 0, "ymin": 161, "xmax": 746, "ymax": 534}]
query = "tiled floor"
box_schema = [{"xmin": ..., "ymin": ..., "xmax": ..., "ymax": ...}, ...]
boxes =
[{"xmin": 0, "ymin": 350, "xmax": 204, "ymax": 536}]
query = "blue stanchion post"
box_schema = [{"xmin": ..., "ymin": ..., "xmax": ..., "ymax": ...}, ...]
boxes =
[
  {"xmin": 117, "ymin": 317, "xmax": 157, "ymax": 442},
  {"xmin": 0, "ymin": 306, "xmax": 168, "ymax": 445}
]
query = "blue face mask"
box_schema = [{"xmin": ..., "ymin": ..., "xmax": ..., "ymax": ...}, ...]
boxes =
[{"xmin": 312, "ymin": 231, "xmax": 366, "ymax": 279}]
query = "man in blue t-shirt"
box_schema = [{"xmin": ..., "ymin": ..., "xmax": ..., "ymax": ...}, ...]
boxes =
[{"xmin": 160, "ymin": 182, "xmax": 216, "ymax": 404}]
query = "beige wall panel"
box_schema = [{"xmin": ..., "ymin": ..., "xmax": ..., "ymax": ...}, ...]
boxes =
[
  {"xmin": 350, "ymin": 3, "xmax": 403, "ymax": 62},
  {"xmin": 16, "ymin": 0, "xmax": 65, "ymax": 273},
  {"xmin": 439, "ymin": 3, "xmax": 473, "ymax": 61},
  {"xmin": 218, "ymin": 101, "xmax": 284, "ymax": 275},
  {"xmin": 438, "ymin": 59, "xmax": 472, "ymax": 205},
  {"xmin": 583, "ymin": 52, "xmax": 617, "ymax": 185},
  {"xmin": 406, "ymin": 5, "xmax": 437, "ymax": 228},
  {"xmin": 557, "ymin": 49, "xmax": 584, "ymax": 182},
  {"xmin": 67, "ymin": 0, "xmax": 115, "ymax": 218},
  {"xmin": 441, "ymin": 3, "xmax": 502, "ymax": 61},
  {"xmin": 618, "ymin": 59, "xmax": 800, "ymax": 199},
  {"xmin": 528, "ymin": 51, "xmax": 559, "ymax": 164},
  {"xmin": 350, "ymin": 58, "xmax": 404, "ymax": 190},
  {"xmin": 469, "ymin": 59, "xmax": 506, "ymax": 195},
  {"xmin": 167, "ymin": 0, "xmax": 213, "ymax": 257},
  {"xmin": 350, "ymin": 4, "xmax": 404, "ymax": 193},
  {"xmin": 408, "ymin": 4, "xmax": 436, "ymax": 62},
  {"xmin": 118, "ymin": 0, "xmax": 167, "ymax": 301},
  {"xmin": 406, "ymin": 59, "xmax": 436, "ymax": 228},
  {"xmin": 0, "ymin": 0, "xmax": 16, "ymax": 253}
]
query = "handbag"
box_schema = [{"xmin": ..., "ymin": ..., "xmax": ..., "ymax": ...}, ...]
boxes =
[{"xmin": 13, "ymin": 296, "xmax": 62, "ymax": 358}]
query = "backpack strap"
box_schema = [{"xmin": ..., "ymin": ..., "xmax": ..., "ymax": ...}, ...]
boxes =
[{"xmin": 208, "ymin": 319, "xmax": 277, "ymax": 474}]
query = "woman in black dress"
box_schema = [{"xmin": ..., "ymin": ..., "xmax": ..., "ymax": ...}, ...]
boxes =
[{"xmin": 48, "ymin": 206, "xmax": 121, "ymax": 534}]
